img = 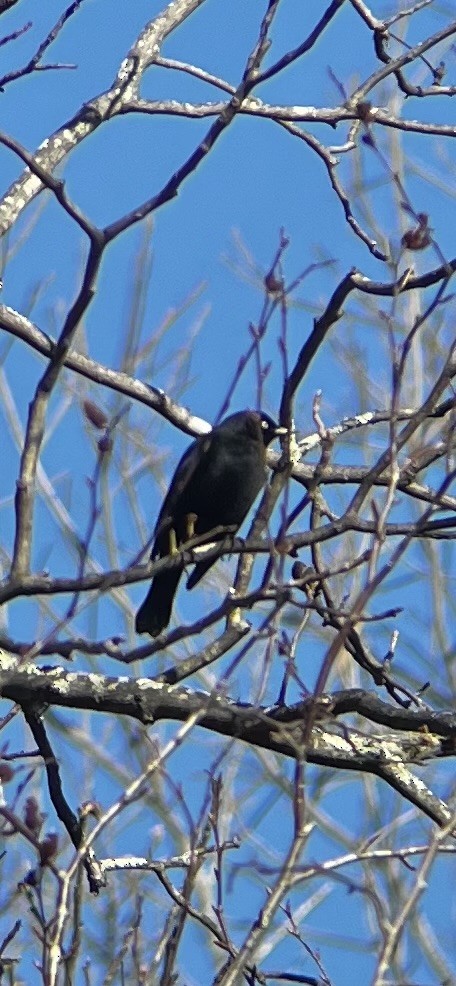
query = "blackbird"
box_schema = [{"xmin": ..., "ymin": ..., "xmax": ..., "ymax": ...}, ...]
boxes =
[{"xmin": 135, "ymin": 409, "xmax": 284, "ymax": 636}]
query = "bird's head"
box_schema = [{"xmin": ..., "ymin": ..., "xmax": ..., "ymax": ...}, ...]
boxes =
[
  {"xmin": 215, "ymin": 410, "xmax": 286, "ymax": 446},
  {"xmin": 257, "ymin": 412, "xmax": 287, "ymax": 447}
]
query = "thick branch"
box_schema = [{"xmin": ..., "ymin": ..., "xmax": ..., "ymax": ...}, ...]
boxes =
[{"xmin": 1, "ymin": 658, "xmax": 455, "ymax": 830}]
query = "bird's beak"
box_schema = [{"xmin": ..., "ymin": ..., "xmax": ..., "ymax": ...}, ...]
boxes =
[{"xmin": 274, "ymin": 425, "xmax": 288, "ymax": 436}]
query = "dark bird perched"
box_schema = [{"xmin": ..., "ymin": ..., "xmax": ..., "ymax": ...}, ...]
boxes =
[{"xmin": 135, "ymin": 409, "xmax": 284, "ymax": 637}]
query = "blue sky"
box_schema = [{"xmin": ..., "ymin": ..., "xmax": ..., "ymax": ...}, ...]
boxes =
[{"xmin": 0, "ymin": 1, "xmax": 455, "ymax": 983}]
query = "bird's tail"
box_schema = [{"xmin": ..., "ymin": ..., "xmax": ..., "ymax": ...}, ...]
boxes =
[
  {"xmin": 187, "ymin": 528, "xmax": 237, "ymax": 590},
  {"xmin": 186, "ymin": 557, "xmax": 214, "ymax": 590},
  {"xmin": 135, "ymin": 570, "xmax": 181, "ymax": 636}
]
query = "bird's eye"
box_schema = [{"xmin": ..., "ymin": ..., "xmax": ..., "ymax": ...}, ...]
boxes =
[{"xmin": 261, "ymin": 419, "xmax": 269, "ymax": 429}]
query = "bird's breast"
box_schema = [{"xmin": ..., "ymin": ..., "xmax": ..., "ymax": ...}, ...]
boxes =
[{"xmin": 189, "ymin": 440, "xmax": 266, "ymax": 527}]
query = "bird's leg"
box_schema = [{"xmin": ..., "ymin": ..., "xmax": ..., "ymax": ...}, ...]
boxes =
[
  {"xmin": 168, "ymin": 527, "xmax": 178, "ymax": 555},
  {"xmin": 185, "ymin": 512, "xmax": 198, "ymax": 541}
]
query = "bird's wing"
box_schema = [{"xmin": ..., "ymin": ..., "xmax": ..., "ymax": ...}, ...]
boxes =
[{"xmin": 153, "ymin": 432, "xmax": 213, "ymax": 550}]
